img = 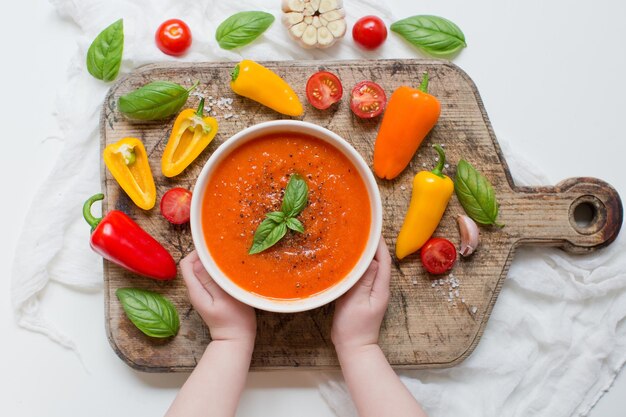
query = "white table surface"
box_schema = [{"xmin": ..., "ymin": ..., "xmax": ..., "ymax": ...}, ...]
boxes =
[{"xmin": 2, "ymin": 0, "xmax": 625, "ymax": 416}]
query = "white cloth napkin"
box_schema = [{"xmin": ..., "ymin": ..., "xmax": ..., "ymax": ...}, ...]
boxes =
[{"xmin": 11, "ymin": 0, "xmax": 626, "ymax": 416}]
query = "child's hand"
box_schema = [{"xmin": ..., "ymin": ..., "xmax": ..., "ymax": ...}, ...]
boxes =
[
  {"xmin": 331, "ymin": 237, "xmax": 391, "ymax": 353},
  {"xmin": 180, "ymin": 251, "xmax": 257, "ymax": 345}
]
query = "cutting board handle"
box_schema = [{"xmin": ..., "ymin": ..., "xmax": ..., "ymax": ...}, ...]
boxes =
[{"xmin": 509, "ymin": 177, "xmax": 623, "ymax": 253}]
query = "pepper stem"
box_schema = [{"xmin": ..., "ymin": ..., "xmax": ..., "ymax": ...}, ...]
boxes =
[
  {"xmin": 187, "ymin": 80, "xmax": 199, "ymax": 93},
  {"xmin": 431, "ymin": 144, "xmax": 446, "ymax": 178},
  {"xmin": 196, "ymin": 98, "xmax": 205, "ymax": 117},
  {"xmin": 419, "ymin": 72, "xmax": 429, "ymax": 93},
  {"xmin": 231, "ymin": 64, "xmax": 240, "ymax": 82},
  {"xmin": 83, "ymin": 193, "xmax": 104, "ymax": 232}
]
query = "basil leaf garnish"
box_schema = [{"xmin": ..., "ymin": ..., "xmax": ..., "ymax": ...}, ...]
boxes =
[
  {"xmin": 249, "ymin": 219, "xmax": 287, "ymax": 255},
  {"xmin": 286, "ymin": 217, "xmax": 304, "ymax": 233},
  {"xmin": 455, "ymin": 159, "xmax": 503, "ymax": 227},
  {"xmin": 215, "ymin": 11, "xmax": 275, "ymax": 50},
  {"xmin": 118, "ymin": 80, "xmax": 198, "ymax": 120},
  {"xmin": 249, "ymin": 174, "xmax": 309, "ymax": 254},
  {"xmin": 390, "ymin": 15, "xmax": 466, "ymax": 57},
  {"xmin": 266, "ymin": 211, "xmax": 286, "ymax": 223},
  {"xmin": 86, "ymin": 19, "xmax": 124, "ymax": 82},
  {"xmin": 281, "ymin": 174, "xmax": 308, "ymax": 218},
  {"xmin": 116, "ymin": 288, "xmax": 180, "ymax": 338}
]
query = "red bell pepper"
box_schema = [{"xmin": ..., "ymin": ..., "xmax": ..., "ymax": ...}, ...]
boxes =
[{"xmin": 83, "ymin": 193, "xmax": 177, "ymax": 280}]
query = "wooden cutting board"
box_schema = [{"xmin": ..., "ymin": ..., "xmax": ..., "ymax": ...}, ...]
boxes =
[{"xmin": 100, "ymin": 59, "xmax": 622, "ymax": 372}]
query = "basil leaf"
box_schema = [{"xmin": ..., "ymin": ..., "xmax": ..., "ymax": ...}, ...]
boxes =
[
  {"xmin": 455, "ymin": 160, "xmax": 503, "ymax": 226},
  {"xmin": 281, "ymin": 174, "xmax": 308, "ymax": 218},
  {"xmin": 266, "ymin": 211, "xmax": 286, "ymax": 223},
  {"xmin": 249, "ymin": 219, "xmax": 287, "ymax": 254},
  {"xmin": 118, "ymin": 81, "xmax": 197, "ymax": 120},
  {"xmin": 286, "ymin": 217, "xmax": 304, "ymax": 233},
  {"xmin": 116, "ymin": 288, "xmax": 180, "ymax": 338},
  {"xmin": 86, "ymin": 19, "xmax": 124, "ymax": 82},
  {"xmin": 215, "ymin": 11, "xmax": 275, "ymax": 50},
  {"xmin": 249, "ymin": 173, "xmax": 308, "ymax": 254},
  {"xmin": 390, "ymin": 15, "xmax": 466, "ymax": 57}
]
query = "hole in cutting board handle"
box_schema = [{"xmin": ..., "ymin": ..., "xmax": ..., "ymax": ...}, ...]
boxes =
[
  {"xmin": 573, "ymin": 202, "xmax": 596, "ymax": 227},
  {"xmin": 569, "ymin": 195, "xmax": 607, "ymax": 235}
]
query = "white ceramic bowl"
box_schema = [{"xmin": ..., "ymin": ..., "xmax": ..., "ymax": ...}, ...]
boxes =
[{"xmin": 190, "ymin": 120, "xmax": 383, "ymax": 313}]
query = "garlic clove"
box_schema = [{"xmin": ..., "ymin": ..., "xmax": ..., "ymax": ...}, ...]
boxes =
[
  {"xmin": 282, "ymin": 0, "xmax": 305, "ymax": 12},
  {"xmin": 319, "ymin": 0, "xmax": 341, "ymax": 13},
  {"xmin": 289, "ymin": 21, "xmax": 308, "ymax": 38},
  {"xmin": 283, "ymin": 12, "xmax": 304, "ymax": 27},
  {"xmin": 303, "ymin": 3, "xmax": 316, "ymax": 16},
  {"xmin": 327, "ymin": 19, "xmax": 346, "ymax": 37},
  {"xmin": 317, "ymin": 26, "xmax": 334, "ymax": 46},
  {"xmin": 301, "ymin": 24, "xmax": 318, "ymax": 47},
  {"xmin": 321, "ymin": 9, "xmax": 345, "ymax": 21},
  {"xmin": 457, "ymin": 214, "xmax": 480, "ymax": 257}
]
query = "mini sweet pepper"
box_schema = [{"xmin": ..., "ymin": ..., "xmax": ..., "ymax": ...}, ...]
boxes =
[
  {"xmin": 374, "ymin": 73, "xmax": 441, "ymax": 180},
  {"xmin": 230, "ymin": 59, "xmax": 303, "ymax": 117},
  {"xmin": 83, "ymin": 193, "xmax": 177, "ymax": 280},
  {"xmin": 396, "ymin": 145, "xmax": 454, "ymax": 260},
  {"xmin": 162, "ymin": 98, "xmax": 219, "ymax": 177},
  {"xmin": 103, "ymin": 137, "xmax": 156, "ymax": 210}
]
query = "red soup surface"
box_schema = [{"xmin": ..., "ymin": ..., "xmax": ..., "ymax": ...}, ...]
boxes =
[{"xmin": 202, "ymin": 133, "xmax": 371, "ymax": 299}]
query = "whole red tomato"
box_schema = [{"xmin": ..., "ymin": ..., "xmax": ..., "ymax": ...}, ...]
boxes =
[
  {"xmin": 155, "ymin": 19, "xmax": 192, "ymax": 56},
  {"xmin": 352, "ymin": 16, "xmax": 387, "ymax": 50}
]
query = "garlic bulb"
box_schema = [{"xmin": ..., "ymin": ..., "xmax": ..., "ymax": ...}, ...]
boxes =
[{"xmin": 282, "ymin": 0, "xmax": 347, "ymax": 48}]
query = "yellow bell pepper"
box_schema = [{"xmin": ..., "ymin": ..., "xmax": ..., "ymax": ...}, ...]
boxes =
[
  {"xmin": 396, "ymin": 145, "xmax": 454, "ymax": 260},
  {"xmin": 230, "ymin": 59, "xmax": 303, "ymax": 117},
  {"xmin": 162, "ymin": 98, "xmax": 218, "ymax": 177},
  {"xmin": 103, "ymin": 137, "xmax": 156, "ymax": 210}
]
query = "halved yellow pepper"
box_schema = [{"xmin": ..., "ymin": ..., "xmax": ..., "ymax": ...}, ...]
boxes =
[
  {"xmin": 396, "ymin": 145, "xmax": 454, "ymax": 260},
  {"xmin": 161, "ymin": 98, "xmax": 218, "ymax": 177},
  {"xmin": 103, "ymin": 137, "xmax": 156, "ymax": 210}
]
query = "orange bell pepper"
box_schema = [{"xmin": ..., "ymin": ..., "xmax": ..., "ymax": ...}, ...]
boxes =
[
  {"xmin": 103, "ymin": 137, "xmax": 156, "ymax": 210},
  {"xmin": 162, "ymin": 98, "xmax": 218, "ymax": 177},
  {"xmin": 373, "ymin": 73, "xmax": 441, "ymax": 180}
]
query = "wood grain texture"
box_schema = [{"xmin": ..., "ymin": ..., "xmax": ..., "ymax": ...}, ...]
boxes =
[{"xmin": 100, "ymin": 59, "xmax": 623, "ymax": 372}]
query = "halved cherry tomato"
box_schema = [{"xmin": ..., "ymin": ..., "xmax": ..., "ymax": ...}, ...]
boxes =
[
  {"xmin": 306, "ymin": 71, "xmax": 343, "ymax": 110},
  {"xmin": 352, "ymin": 16, "xmax": 387, "ymax": 50},
  {"xmin": 155, "ymin": 19, "xmax": 192, "ymax": 56},
  {"xmin": 160, "ymin": 188, "xmax": 192, "ymax": 224},
  {"xmin": 420, "ymin": 238, "xmax": 457, "ymax": 275},
  {"xmin": 350, "ymin": 80, "xmax": 387, "ymax": 118}
]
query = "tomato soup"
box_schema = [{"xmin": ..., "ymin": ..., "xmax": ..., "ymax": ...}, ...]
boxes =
[{"xmin": 201, "ymin": 133, "xmax": 371, "ymax": 299}]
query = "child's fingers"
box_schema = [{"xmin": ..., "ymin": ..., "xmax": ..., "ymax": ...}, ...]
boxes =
[
  {"xmin": 191, "ymin": 258, "xmax": 230, "ymax": 301},
  {"xmin": 181, "ymin": 251, "xmax": 214, "ymax": 305},
  {"xmin": 347, "ymin": 260, "xmax": 379, "ymax": 299},
  {"xmin": 371, "ymin": 237, "xmax": 392, "ymax": 300}
]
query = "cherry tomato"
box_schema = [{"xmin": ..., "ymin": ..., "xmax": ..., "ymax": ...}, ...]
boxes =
[
  {"xmin": 155, "ymin": 19, "xmax": 192, "ymax": 56},
  {"xmin": 160, "ymin": 188, "xmax": 192, "ymax": 224},
  {"xmin": 352, "ymin": 16, "xmax": 387, "ymax": 50},
  {"xmin": 420, "ymin": 238, "xmax": 457, "ymax": 275},
  {"xmin": 306, "ymin": 71, "xmax": 343, "ymax": 110},
  {"xmin": 349, "ymin": 80, "xmax": 387, "ymax": 118}
]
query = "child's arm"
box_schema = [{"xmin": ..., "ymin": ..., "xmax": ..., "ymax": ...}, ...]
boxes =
[
  {"xmin": 331, "ymin": 238, "xmax": 428, "ymax": 417},
  {"xmin": 165, "ymin": 251, "xmax": 257, "ymax": 417}
]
